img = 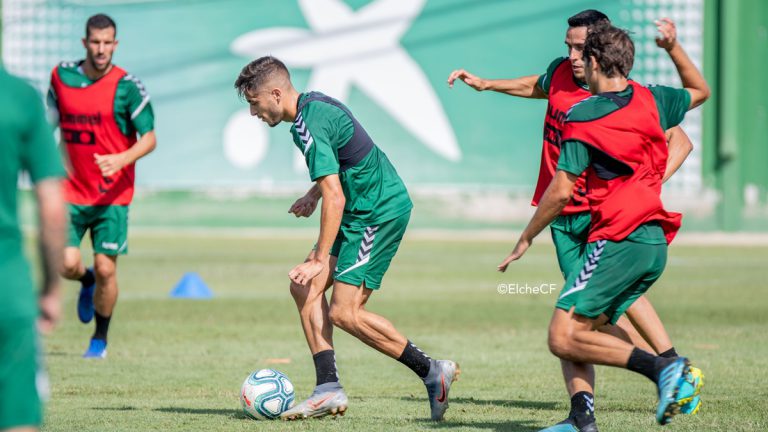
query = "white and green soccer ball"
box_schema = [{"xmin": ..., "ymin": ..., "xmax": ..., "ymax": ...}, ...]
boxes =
[{"xmin": 240, "ymin": 369, "xmax": 295, "ymax": 420}]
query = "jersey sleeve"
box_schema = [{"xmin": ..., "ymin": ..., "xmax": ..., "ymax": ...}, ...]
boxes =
[
  {"xmin": 649, "ymin": 85, "xmax": 691, "ymax": 130},
  {"xmin": 20, "ymin": 86, "xmax": 65, "ymax": 183},
  {"xmin": 46, "ymin": 84, "xmax": 60, "ymax": 127},
  {"xmin": 557, "ymin": 139, "xmax": 592, "ymax": 176},
  {"xmin": 537, "ymin": 57, "xmax": 567, "ymax": 96},
  {"xmin": 121, "ymin": 74, "xmax": 154, "ymax": 135},
  {"xmin": 301, "ymin": 104, "xmax": 344, "ymax": 181}
]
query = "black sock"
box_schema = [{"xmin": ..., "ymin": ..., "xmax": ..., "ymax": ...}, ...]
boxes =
[
  {"xmin": 79, "ymin": 268, "xmax": 95, "ymax": 286},
  {"xmin": 627, "ymin": 348, "xmax": 676, "ymax": 383},
  {"xmin": 397, "ymin": 340, "xmax": 431, "ymax": 379},
  {"xmin": 313, "ymin": 350, "xmax": 339, "ymax": 386},
  {"xmin": 659, "ymin": 347, "xmax": 678, "ymax": 359},
  {"xmin": 93, "ymin": 311, "xmax": 111, "ymax": 342},
  {"xmin": 569, "ymin": 391, "xmax": 595, "ymax": 428}
]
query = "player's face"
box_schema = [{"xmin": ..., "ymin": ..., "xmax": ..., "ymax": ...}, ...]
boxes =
[
  {"xmin": 565, "ymin": 26, "xmax": 588, "ymax": 80},
  {"xmin": 82, "ymin": 27, "xmax": 117, "ymax": 72},
  {"xmin": 583, "ymin": 55, "xmax": 600, "ymax": 95},
  {"xmin": 246, "ymin": 89, "xmax": 283, "ymax": 127}
]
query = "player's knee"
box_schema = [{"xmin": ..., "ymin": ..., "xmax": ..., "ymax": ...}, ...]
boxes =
[
  {"xmin": 60, "ymin": 256, "xmax": 81, "ymax": 279},
  {"xmin": 548, "ymin": 329, "xmax": 572, "ymax": 359},
  {"xmin": 94, "ymin": 258, "xmax": 116, "ymax": 281},
  {"xmin": 289, "ymin": 281, "xmax": 306, "ymax": 301},
  {"xmin": 328, "ymin": 305, "xmax": 354, "ymax": 331}
]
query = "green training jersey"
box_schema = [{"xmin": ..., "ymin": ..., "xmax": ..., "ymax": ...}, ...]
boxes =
[
  {"xmin": 0, "ymin": 67, "xmax": 66, "ymax": 319},
  {"xmin": 47, "ymin": 60, "xmax": 154, "ymax": 136},
  {"xmin": 557, "ymin": 84, "xmax": 691, "ymax": 244},
  {"xmin": 290, "ymin": 92, "xmax": 413, "ymax": 227}
]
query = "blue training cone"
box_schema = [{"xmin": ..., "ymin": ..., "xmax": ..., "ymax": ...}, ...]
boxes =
[{"xmin": 170, "ymin": 272, "xmax": 213, "ymax": 299}]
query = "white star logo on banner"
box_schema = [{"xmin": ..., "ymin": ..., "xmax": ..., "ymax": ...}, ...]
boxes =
[{"xmin": 224, "ymin": 0, "xmax": 460, "ymax": 171}]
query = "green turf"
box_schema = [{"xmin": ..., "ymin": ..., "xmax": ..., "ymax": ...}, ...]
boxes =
[{"xmin": 36, "ymin": 235, "xmax": 768, "ymax": 431}]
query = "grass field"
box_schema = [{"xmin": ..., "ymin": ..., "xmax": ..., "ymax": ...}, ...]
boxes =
[{"xmin": 36, "ymin": 233, "xmax": 768, "ymax": 431}]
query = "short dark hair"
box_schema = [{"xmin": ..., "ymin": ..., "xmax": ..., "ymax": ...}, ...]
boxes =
[
  {"xmin": 583, "ymin": 25, "xmax": 635, "ymax": 78},
  {"xmin": 567, "ymin": 9, "xmax": 610, "ymax": 28},
  {"xmin": 234, "ymin": 56, "xmax": 290, "ymax": 99},
  {"xmin": 85, "ymin": 14, "xmax": 116, "ymax": 38}
]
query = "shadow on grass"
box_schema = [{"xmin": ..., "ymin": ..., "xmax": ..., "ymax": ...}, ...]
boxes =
[
  {"xmin": 416, "ymin": 418, "xmax": 541, "ymax": 431},
  {"xmin": 153, "ymin": 407, "xmax": 245, "ymax": 419},
  {"xmin": 399, "ymin": 396, "xmax": 559, "ymax": 411},
  {"xmin": 94, "ymin": 406, "xmax": 139, "ymax": 411}
]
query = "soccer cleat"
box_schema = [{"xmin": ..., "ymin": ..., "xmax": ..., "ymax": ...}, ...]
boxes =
[
  {"xmin": 83, "ymin": 338, "xmax": 107, "ymax": 359},
  {"xmin": 538, "ymin": 418, "xmax": 598, "ymax": 432},
  {"xmin": 423, "ymin": 359, "xmax": 461, "ymax": 421},
  {"xmin": 77, "ymin": 267, "xmax": 96, "ymax": 323},
  {"xmin": 678, "ymin": 367, "xmax": 704, "ymax": 414},
  {"xmin": 280, "ymin": 388, "xmax": 348, "ymax": 420},
  {"xmin": 680, "ymin": 395, "xmax": 701, "ymax": 415},
  {"xmin": 655, "ymin": 357, "xmax": 690, "ymax": 425}
]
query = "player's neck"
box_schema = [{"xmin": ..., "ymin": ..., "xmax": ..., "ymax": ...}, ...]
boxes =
[
  {"xmin": 282, "ymin": 89, "xmax": 301, "ymax": 122},
  {"xmin": 81, "ymin": 59, "xmax": 113, "ymax": 81},
  {"xmin": 591, "ymin": 76, "xmax": 628, "ymax": 95}
]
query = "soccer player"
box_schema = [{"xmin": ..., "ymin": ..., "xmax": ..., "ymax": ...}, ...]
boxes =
[
  {"xmin": 48, "ymin": 14, "xmax": 156, "ymax": 358},
  {"xmin": 0, "ymin": 66, "xmax": 67, "ymax": 432},
  {"xmin": 497, "ymin": 24, "xmax": 709, "ymax": 427},
  {"xmin": 234, "ymin": 56, "xmax": 459, "ymax": 421},
  {"xmin": 448, "ymin": 10, "xmax": 703, "ymax": 429}
]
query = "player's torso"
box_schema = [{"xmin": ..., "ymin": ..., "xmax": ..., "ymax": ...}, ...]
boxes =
[
  {"xmin": 564, "ymin": 83, "xmax": 675, "ymax": 242},
  {"xmin": 52, "ymin": 62, "xmax": 137, "ymax": 205},
  {"xmin": 0, "ymin": 71, "xmax": 44, "ymax": 319},
  {"xmin": 535, "ymin": 59, "xmax": 591, "ymax": 214},
  {"xmin": 291, "ymin": 92, "xmax": 412, "ymax": 226},
  {"xmin": 0, "ymin": 72, "xmax": 32, "ymax": 248}
]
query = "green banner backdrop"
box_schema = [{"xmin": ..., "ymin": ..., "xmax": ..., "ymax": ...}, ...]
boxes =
[{"xmin": 2, "ymin": 0, "xmax": 703, "ymax": 192}]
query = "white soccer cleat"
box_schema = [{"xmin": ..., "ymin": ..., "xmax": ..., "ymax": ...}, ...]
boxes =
[{"xmin": 280, "ymin": 388, "xmax": 348, "ymax": 420}]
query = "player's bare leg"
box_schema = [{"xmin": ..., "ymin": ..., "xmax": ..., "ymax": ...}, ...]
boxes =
[
  {"xmin": 554, "ymin": 315, "xmax": 653, "ymax": 431},
  {"xmin": 548, "ymin": 308, "xmax": 692, "ymax": 426},
  {"xmin": 81, "ymin": 253, "xmax": 117, "ymax": 358},
  {"xmin": 61, "ymin": 246, "xmax": 98, "ymax": 326},
  {"xmin": 328, "ymin": 281, "xmax": 459, "ymax": 421},
  {"xmin": 624, "ymin": 295, "xmax": 673, "ymax": 354},
  {"xmin": 328, "ymin": 281, "xmax": 405, "ymax": 357},
  {"xmin": 61, "ymin": 247, "xmax": 86, "ymax": 280},
  {"xmin": 282, "ymin": 253, "xmax": 346, "ymax": 421},
  {"xmin": 289, "ymin": 251, "xmax": 336, "ymax": 355},
  {"xmin": 93, "ymin": 254, "xmax": 118, "ymax": 316}
]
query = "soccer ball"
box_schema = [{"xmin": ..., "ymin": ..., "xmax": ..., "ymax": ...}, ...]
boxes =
[{"xmin": 240, "ymin": 369, "xmax": 295, "ymax": 420}]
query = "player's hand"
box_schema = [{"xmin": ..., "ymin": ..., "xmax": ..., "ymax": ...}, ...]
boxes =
[
  {"xmin": 288, "ymin": 194, "xmax": 319, "ymax": 218},
  {"xmin": 497, "ymin": 238, "xmax": 531, "ymax": 272},
  {"xmin": 655, "ymin": 18, "xmax": 678, "ymax": 51},
  {"xmin": 38, "ymin": 289, "xmax": 62, "ymax": 334},
  {"xmin": 447, "ymin": 69, "xmax": 488, "ymax": 91},
  {"xmin": 289, "ymin": 259, "xmax": 325, "ymax": 286},
  {"xmin": 94, "ymin": 153, "xmax": 128, "ymax": 177}
]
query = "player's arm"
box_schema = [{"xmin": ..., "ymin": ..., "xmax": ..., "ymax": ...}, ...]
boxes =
[
  {"xmin": 289, "ymin": 184, "xmax": 322, "ymax": 218},
  {"xmin": 498, "ymin": 170, "xmax": 578, "ymax": 272},
  {"xmin": 655, "ymin": 18, "xmax": 710, "ymax": 109},
  {"xmin": 447, "ymin": 69, "xmax": 546, "ymax": 99},
  {"xmin": 95, "ymin": 130, "xmax": 156, "ymax": 177},
  {"xmin": 35, "ymin": 178, "xmax": 67, "ymax": 333},
  {"xmin": 289, "ymin": 174, "xmax": 345, "ymax": 285},
  {"xmin": 95, "ymin": 76, "xmax": 157, "ymax": 176},
  {"xmin": 663, "ymin": 126, "xmax": 693, "ymax": 183}
]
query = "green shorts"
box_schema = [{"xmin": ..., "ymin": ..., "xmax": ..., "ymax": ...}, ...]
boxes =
[
  {"xmin": 0, "ymin": 319, "xmax": 46, "ymax": 429},
  {"xmin": 555, "ymin": 239, "xmax": 668, "ymax": 324},
  {"xmin": 550, "ymin": 212, "xmax": 591, "ymax": 281},
  {"xmin": 331, "ymin": 211, "xmax": 410, "ymax": 289},
  {"xmin": 68, "ymin": 205, "xmax": 129, "ymax": 255}
]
